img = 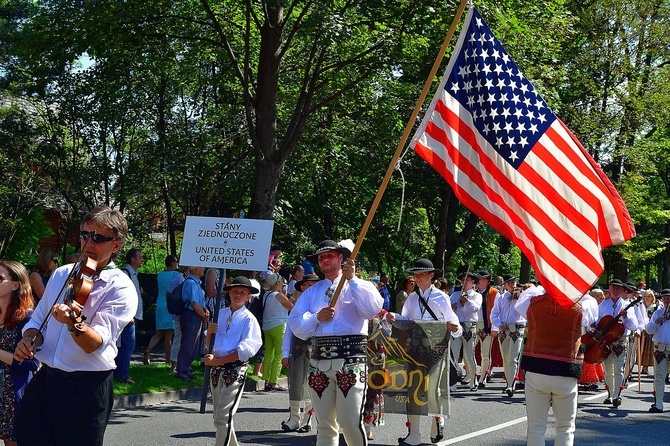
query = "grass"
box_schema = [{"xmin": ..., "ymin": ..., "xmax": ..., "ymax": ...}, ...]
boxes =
[
  {"xmin": 112, "ymin": 359, "xmax": 287, "ymax": 397},
  {"xmin": 113, "ymin": 361, "xmax": 204, "ymax": 397}
]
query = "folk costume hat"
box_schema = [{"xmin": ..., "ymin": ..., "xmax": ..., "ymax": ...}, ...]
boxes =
[
  {"xmin": 306, "ymin": 240, "xmax": 352, "ymax": 263},
  {"xmin": 458, "ymin": 271, "xmax": 481, "ymax": 281},
  {"xmin": 607, "ymin": 279, "xmax": 627, "ymax": 288},
  {"xmin": 660, "ymin": 289, "xmax": 670, "ymax": 297},
  {"xmin": 295, "ymin": 273, "xmax": 320, "ymax": 291},
  {"xmin": 406, "ymin": 259, "xmax": 442, "ymax": 275},
  {"xmin": 476, "ymin": 269, "xmax": 492, "ymax": 280},
  {"xmin": 625, "ymin": 280, "xmax": 637, "ymax": 292},
  {"xmin": 502, "ymin": 274, "xmax": 516, "ymax": 284},
  {"xmin": 223, "ymin": 276, "xmax": 260, "ymax": 295}
]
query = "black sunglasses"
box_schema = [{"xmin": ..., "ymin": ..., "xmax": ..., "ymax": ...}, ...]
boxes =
[{"xmin": 80, "ymin": 230, "xmax": 117, "ymax": 244}]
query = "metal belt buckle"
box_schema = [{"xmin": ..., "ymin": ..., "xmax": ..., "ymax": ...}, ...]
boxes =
[{"xmin": 509, "ymin": 324, "xmax": 516, "ymax": 333}]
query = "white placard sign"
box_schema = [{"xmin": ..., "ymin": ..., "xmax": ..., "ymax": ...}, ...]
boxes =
[{"xmin": 179, "ymin": 216, "xmax": 274, "ymax": 271}]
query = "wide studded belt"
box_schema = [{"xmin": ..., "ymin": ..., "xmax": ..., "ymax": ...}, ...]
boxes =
[{"xmin": 311, "ymin": 335, "xmax": 367, "ymax": 360}]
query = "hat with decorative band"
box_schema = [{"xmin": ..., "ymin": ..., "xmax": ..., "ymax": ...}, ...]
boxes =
[
  {"xmin": 406, "ymin": 258, "xmax": 442, "ymax": 275},
  {"xmin": 223, "ymin": 276, "xmax": 260, "ymax": 295},
  {"xmin": 306, "ymin": 240, "xmax": 352, "ymax": 263}
]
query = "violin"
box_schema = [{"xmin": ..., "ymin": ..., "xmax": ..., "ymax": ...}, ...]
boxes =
[
  {"xmin": 66, "ymin": 256, "xmax": 98, "ymax": 325},
  {"xmin": 580, "ymin": 296, "xmax": 642, "ymax": 364}
]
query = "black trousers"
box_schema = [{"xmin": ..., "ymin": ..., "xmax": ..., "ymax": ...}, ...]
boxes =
[{"xmin": 16, "ymin": 365, "xmax": 114, "ymax": 446}]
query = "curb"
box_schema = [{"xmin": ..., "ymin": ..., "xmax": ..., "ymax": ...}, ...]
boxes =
[{"xmin": 113, "ymin": 377, "xmax": 288, "ymax": 410}]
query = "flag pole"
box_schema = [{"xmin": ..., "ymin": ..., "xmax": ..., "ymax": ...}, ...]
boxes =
[{"xmin": 329, "ymin": 0, "xmax": 470, "ymax": 308}]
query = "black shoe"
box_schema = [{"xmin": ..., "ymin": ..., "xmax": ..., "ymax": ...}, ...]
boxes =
[
  {"xmin": 478, "ymin": 381, "xmax": 486, "ymax": 389},
  {"xmin": 298, "ymin": 424, "xmax": 312, "ymax": 433},
  {"xmin": 603, "ymin": 397, "xmax": 612, "ymax": 405},
  {"xmin": 280, "ymin": 421, "xmax": 298, "ymax": 432},
  {"xmin": 613, "ymin": 397, "xmax": 622, "ymax": 408},
  {"xmin": 505, "ymin": 387, "xmax": 514, "ymax": 397},
  {"xmin": 649, "ymin": 405, "xmax": 663, "ymax": 413},
  {"xmin": 515, "ymin": 382, "xmax": 525, "ymax": 390},
  {"xmin": 431, "ymin": 418, "xmax": 444, "ymax": 444}
]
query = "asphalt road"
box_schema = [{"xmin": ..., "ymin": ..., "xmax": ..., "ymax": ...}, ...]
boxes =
[{"xmin": 104, "ymin": 368, "xmax": 670, "ymax": 446}]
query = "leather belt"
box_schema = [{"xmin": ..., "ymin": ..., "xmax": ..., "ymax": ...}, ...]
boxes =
[
  {"xmin": 311, "ymin": 335, "xmax": 367, "ymax": 360},
  {"xmin": 212, "ymin": 360, "xmax": 246, "ymax": 371}
]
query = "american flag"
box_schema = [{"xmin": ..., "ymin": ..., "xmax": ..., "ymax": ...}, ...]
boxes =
[{"xmin": 411, "ymin": 7, "xmax": 635, "ymax": 308}]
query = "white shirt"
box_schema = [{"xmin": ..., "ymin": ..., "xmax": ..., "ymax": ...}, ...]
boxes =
[
  {"xmin": 123, "ymin": 264, "xmax": 143, "ymax": 320},
  {"xmin": 212, "ymin": 306, "xmax": 262, "ymax": 362},
  {"xmin": 598, "ymin": 297, "xmax": 638, "ymax": 336},
  {"xmin": 579, "ymin": 294, "xmax": 599, "ymax": 329},
  {"xmin": 393, "ymin": 286, "xmax": 462, "ymax": 338},
  {"xmin": 450, "ymin": 289, "xmax": 482, "ymax": 322},
  {"xmin": 645, "ymin": 307, "xmax": 670, "ymax": 344},
  {"xmin": 515, "ymin": 286, "xmax": 597, "ymax": 329},
  {"xmin": 490, "ymin": 291, "xmax": 526, "ymax": 331},
  {"xmin": 288, "ymin": 275, "xmax": 383, "ymax": 340},
  {"xmin": 24, "ymin": 263, "xmax": 137, "ymax": 372}
]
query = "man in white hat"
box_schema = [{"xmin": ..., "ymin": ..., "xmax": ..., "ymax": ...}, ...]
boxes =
[
  {"xmin": 490, "ymin": 274, "xmax": 526, "ymax": 396},
  {"xmin": 386, "ymin": 258, "xmax": 462, "ymax": 446},
  {"xmin": 288, "ymin": 240, "xmax": 383, "ymax": 446}
]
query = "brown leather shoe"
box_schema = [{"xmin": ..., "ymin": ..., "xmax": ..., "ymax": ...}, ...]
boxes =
[{"xmin": 143, "ymin": 351, "xmax": 150, "ymax": 365}]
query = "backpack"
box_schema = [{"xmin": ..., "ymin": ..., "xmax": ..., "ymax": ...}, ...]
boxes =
[
  {"xmin": 247, "ymin": 290, "xmax": 271, "ymax": 328},
  {"xmin": 166, "ymin": 277, "xmax": 196, "ymax": 315}
]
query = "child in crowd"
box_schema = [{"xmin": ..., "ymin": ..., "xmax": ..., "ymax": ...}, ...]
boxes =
[{"xmin": 204, "ymin": 276, "xmax": 263, "ymax": 446}]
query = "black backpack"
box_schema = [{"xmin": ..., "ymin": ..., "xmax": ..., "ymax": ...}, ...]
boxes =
[
  {"xmin": 247, "ymin": 290, "xmax": 271, "ymax": 328},
  {"xmin": 166, "ymin": 277, "xmax": 195, "ymax": 315}
]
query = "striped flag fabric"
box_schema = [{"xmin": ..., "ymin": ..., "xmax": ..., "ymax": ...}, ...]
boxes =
[{"xmin": 411, "ymin": 7, "xmax": 635, "ymax": 308}]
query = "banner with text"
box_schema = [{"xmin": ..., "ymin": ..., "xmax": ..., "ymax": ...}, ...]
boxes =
[
  {"xmin": 367, "ymin": 320, "xmax": 451, "ymax": 416},
  {"xmin": 179, "ymin": 216, "xmax": 274, "ymax": 271}
]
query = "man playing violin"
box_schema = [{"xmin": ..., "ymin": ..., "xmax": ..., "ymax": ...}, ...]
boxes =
[
  {"xmin": 13, "ymin": 206, "xmax": 137, "ymax": 446},
  {"xmin": 597, "ymin": 278, "xmax": 639, "ymax": 408}
]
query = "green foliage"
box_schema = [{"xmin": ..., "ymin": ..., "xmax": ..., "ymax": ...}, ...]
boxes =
[{"xmin": 3, "ymin": 208, "xmax": 54, "ymax": 264}]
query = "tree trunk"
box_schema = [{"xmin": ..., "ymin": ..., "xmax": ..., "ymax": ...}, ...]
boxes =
[
  {"xmin": 433, "ymin": 184, "xmax": 451, "ymax": 273},
  {"xmin": 519, "ymin": 252, "xmax": 532, "ymax": 284}
]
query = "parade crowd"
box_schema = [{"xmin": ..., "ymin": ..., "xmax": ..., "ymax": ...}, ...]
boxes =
[{"xmin": 1, "ymin": 213, "xmax": 669, "ymax": 446}]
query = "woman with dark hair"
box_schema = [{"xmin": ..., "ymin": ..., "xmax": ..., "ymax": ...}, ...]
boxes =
[
  {"xmin": 144, "ymin": 255, "xmax": 180, "ymax": 365},
  {"xmin": 395, "ymin": 276, "xmax": 416, "ymax": 313},
  {"xmin": 0, "ymin": 261, "xmax": 39, "ymax": 446},
  {"xmin": 28, "ymin": 249, "xmax": 58, "ymax": 302}
]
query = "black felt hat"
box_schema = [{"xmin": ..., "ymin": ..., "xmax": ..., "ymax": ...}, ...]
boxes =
[
  {"xmin": 502, "ymin": 274, "xmax": 516, "ymax": 284},
  {"xmin": 476, "ymin": 269, "xmax": 492, "ymax": 280},
  {"xmin": 306, "ymin": 240, "xmax": 352, "ymax": 263},
  {"xmin": 223, "ymin": 276, "xmax": 260, "ymax": 295},
  {"xmin": 458, "ymin": 271, "xmax": 481, "ymax": 281},
  {"xmin": 406, "ymin": 258, "xmax": 442, "ymax": 275},
  {"xmin": 295, "ymin": 273, "xmax": 320, "ymax": 291},
  {"xmin": 660, "ymin": 289, "xmax": 670, "ymax": 297},
  {"xmin": 607, "ymin": 279, "xmax": 627, "ymax": 288}
]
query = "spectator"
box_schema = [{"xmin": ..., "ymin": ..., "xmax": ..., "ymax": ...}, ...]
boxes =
[
  {"xmin": 29, "ymin": 248, "xmax": 58, "ymax": 302},
  {"xmin": 168, "ymin": 266, "xmax": 190, "ymax": 374},
  {"xmin": 114, "ymin": 248, "xmax": 144, "ymax": 384},
  {"xmin": 396, "ymin": 276, "xmax": 415, "ymax": 314},
  {"xmin": 301, "ymin": 251, "xmax": 314, "ymax": 275},
  {"xmin": 144, "ymin": 255, "xmax": 180, "ymax": 365},
  {"xmin": 176, "ymin": 266, "xmax": 209, "ymax": 380},
  {"xmin": 268, "ymin": 244, "xmax": 282, "ymax": 268},
  {"xmin": 287, "ymin": 265, "xmax": 304, "ymax": 300},
  {"xmin": 0, "ymin": 261, "xmax": 39, "ymax": 446},
  {"xmin": 260, "ymin": 271, "xmax": 293, "ymax": 392}
]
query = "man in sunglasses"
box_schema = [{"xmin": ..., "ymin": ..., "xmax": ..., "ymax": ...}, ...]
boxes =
[{"xmin": 14, "ymin": 206, "xmax": 138, "ymax": 446}]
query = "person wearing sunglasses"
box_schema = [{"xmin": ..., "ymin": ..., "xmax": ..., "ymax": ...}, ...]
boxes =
[{"xmin": 13, "ymin": 206, "xmax": 138, "ymax": 446}]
